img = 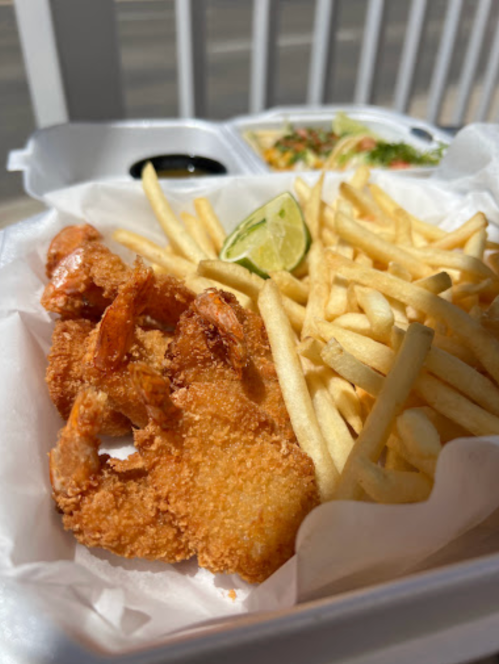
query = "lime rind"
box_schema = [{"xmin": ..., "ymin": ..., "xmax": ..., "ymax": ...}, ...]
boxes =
[{"xmin": 219, "ymin": 192, "xmax": 311, "ymax": 278}]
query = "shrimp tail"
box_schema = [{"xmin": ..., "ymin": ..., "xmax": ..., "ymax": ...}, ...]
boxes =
[
  {"xmin": 193, "ymin": 289, "xmax": 248, "ymax": 377},
  {"xmin": 128, "ymin": 362, "xmax": 177, "ymax": 429},
  {"xmin": 93, "ymin": 259, "xmax": 154, "ymax": 372},
  {"xmin": 49, "ymin": 389, "xmax": 107, "ymax": 497}
]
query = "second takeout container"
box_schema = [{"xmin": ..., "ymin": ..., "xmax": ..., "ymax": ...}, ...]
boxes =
[{"xmin": 227, "ymin": 104, "xmax": 452, "ymax": 175}]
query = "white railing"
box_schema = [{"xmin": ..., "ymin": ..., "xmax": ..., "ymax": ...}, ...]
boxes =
[{"xmin": 13, "ymin": 0, "xmax": 499, "ymax": 128}]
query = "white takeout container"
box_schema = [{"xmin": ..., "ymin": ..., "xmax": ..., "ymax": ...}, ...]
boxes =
[
  {"xmin": 227, "ymin": 104, "xmax": 452, "ymax": 175},
  {"xmin": 6, "ymin": 119, "xmax": 255, "ymax": 200},
  {"xmin": 3, "ymin": 123, "xmax": 499, "ymax": 664},
  {"xmin": 6, "ymin": 106, "xmax": 453, "ymax": 204}
]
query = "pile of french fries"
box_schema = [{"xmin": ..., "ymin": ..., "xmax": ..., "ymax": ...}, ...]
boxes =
[{"xmin": 114, "ymin": 162, "xmax": 499, "ymax": 505}]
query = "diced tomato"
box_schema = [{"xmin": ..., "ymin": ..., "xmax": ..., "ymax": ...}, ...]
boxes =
[
  {"xmin": 390, "ymin": 160, "xmax": 410, "ymax": 169},
  {"xmin": 356, "ymin": 137, "xmax": 377, "ymax": 152}
]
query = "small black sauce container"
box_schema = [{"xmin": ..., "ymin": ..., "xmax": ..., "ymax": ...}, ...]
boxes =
[{"xmin": 130, "ymin": 154, "xmax": 227, "ymax": 179}]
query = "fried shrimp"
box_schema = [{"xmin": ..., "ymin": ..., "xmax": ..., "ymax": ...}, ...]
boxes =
[
  {"xmin": 46, "ymin": 223, "xmax": 102, "ymax": 278},
  {"xmin": 134, "ymin": 293, "xmax": 319, "ymax": 583},
  {"xmin": 46, "ymin": 259, "xmax": 179, "ymax": 432},
  {"xmin": 45, "ymin": 229, "xmax": 319, "ymax": 583},
  {"xmin": 49, "ymin": 389, "xmax": 192, "ymax": 562},
  {"xmin": 42, "ymin": 236, "xmax": 194, "ymax": 325},
  {"xmin": 46, "ymin": 318, "xmax": 132, "ymax": 436}
]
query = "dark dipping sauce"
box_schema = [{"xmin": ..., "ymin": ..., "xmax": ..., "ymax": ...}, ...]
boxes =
[{"xmin": 130, "ymin": 154, "xmax": 227, "ymax": 179}]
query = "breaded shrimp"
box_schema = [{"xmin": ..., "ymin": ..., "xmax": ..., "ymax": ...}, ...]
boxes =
[
  {"xmin": 46, "ymin": 262, "xmax": 173, "ymax": 433},
  {"xmin": 49, "ymin": 389, "xmax": 191, "ymax": 562},
  {"xmin": 135, "ymin": 291, "xmax": 319, "ymax": 582},
  {"xmin": 42, "ymin": 239, "xmax": 194, "ymax": 325},
  {"xmin": 46, "ymin": 223, "xmax": 102, "ymax": 278},
  {"xmin": 46, "ymin": 318, "xmax": 131, "ymax": 436}
]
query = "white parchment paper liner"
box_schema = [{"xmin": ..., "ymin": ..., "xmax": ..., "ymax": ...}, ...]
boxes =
[{"xmin": 2, "ymin": 124, "xmax": 499, "ymax": 652}]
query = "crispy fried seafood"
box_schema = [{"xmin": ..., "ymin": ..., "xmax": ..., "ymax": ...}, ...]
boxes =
[{"xmin": 45, "ymin": 224, "xmax": 318, "ymax": 582}]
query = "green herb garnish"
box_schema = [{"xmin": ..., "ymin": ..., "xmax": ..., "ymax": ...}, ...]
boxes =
[{"xmin": 365, "ymin": 141, "xmax": 444, "ymax": 167}]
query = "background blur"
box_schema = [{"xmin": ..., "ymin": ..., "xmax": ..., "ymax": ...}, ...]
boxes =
[{"xmin": 2, "ymin": 0, "xmax": 499, "ymax": 221}]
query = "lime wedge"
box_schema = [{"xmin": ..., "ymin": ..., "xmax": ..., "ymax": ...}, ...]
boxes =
[
  {"xmin": 333, "ymin": 112, "xmax": 374, "ymax": 137},
  {"xmin": 220, "ymin": 192, "xmax": 311, "ymax": 278}
]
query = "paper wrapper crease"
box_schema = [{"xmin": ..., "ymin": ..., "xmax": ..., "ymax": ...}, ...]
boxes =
[{"xmin": 2, "ymin": 124, "xmax": 499, "ymax": 652}]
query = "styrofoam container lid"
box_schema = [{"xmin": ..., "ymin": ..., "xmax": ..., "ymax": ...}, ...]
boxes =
[{"xmin": 6, "ymin": 119, "xmax": 257, "ymax": 200}]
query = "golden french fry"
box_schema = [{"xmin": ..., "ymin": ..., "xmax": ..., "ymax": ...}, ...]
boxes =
[
  {"xmin": 396, "ymin": 409, "xmax": 441, "ymax": 478},
  {"xmin": 335, "ymin": 211, "xmax": 432, "ymax": 279},
  {"xmin": 385, "ymin": 443, "xmax": 415, "ymax": 472},
  {"xmin": 368, "ymin": 183, "xmax": 446, "ymax": 241},
  {"xmin": 394, "ymin": 208, "xmax": 413, "ymax": 246},
  {"xmin": 355, "ymin": 458, "xmax": 432, "ymax": 504},
  {"xmin": 415, "ymin": 407, "xmax": 470, "ymax": 443},
  {"xmin": 406, "ymin": 246, "xmax": 497, "ymax": 282},
  {"xmin": 432, "ymin": 333, "xmax": 479, "ymax": 366},
  {"xmin": 334, "ymin": 322, "xmax": 434, "ymax": 500},
  {"xmin": 336, "ymin": 237, "xmax": 355, "ymax": 259},
  {"xmin": 348, "ymin": 165, "xmax": 371, "ymax": 189},
  {"xmin": 258, "ymin": 281, "xmax": 339, "ymax": 501},
  {"xmin": 142, "ymin": 162, "xmax": 208, "ymax": 263},
  {"xmin": 391, "ymin": 325, "xmax": 499, "ymax": 418},
  {"xmin": 197, "ymin": 259, "xmax": 306, "ymax": 332},
  {"xmin": 306, "ymin": 370, "xmax": 355, "ymax": 473},
  {"xmin": 295, "ymin": 177, "xmax": 336, "ymax": 230},
  {"xmin": 193, "ymin": 197, "xmax": 227, "ymax": 253},
  {"xmin": 414, "ymin": 271, "xmax": 452, "ymax": 294},
  {"xmin": 321, "ymin": 338, "xmax": 384, "ymax": 397},
  {"xmin": 388, "ymin": 262, "xmax": 412, "ymax": 281},
  {"xmin": 321, "ymin": 319, "xmax": 499, "ymax": 427},
  {"xmin": 112, "ymin": 228, "xmax": 196, "ymax": 279},
  {"xmin": 269, "ymin": 270, "xmax": 309, "ymax": 304},
  {"xmin": 346, "ymin": 282, "xmax": 359, "ymax": 312},
  {"xmin": 355, "ymin": 286, "xmax": 394, "ymax": 339},
  {"xmin": 317, "ymin": 320, "xmax": 393, "ymax": 370},
  {"xmin": 302, "ymin": 240, "xmax": 329, "ymax": 338},
  {"xmin": 305, "ymin": 172, "xmax": 325, "ymax": 241},
  {"xmin": 325, "ymin": 240, "xmax": 352, "ymax": 320},
  {"xmin": 464, "ymin": 228, "xmax": 487, "ymax": 259},
  {"xmin": 326, "ymin": 252, "xmax": 499, "ymax": 383},
  {"xmin": 325, "ymin": 277, "xmax": 348, "ymax": 320},
  {"xmin": 297, "ymin": 336, "xmax": 324, "ymax": 365},
  {"xmin": 334, "ymin": 313, "xmax": 379, "ymax": 338},
  {"xmin": 388, "ymin": 297, "xmax": 409, "ymax": 328},
  {"xmin": 339, "ymin": 182, "xmax": 392, "ymax": 226},
  {"xmin": 432, "ymin": 212, "xmax": 487, "ymax": 250},
  {"xmin": 322, "ymin": 226, "xmax": 337, "ymax": 247},
  {"xmin": 453, "ymin": 278, "xmax": 493, "ymax": 301},
  {"xmin": 355, "ymin": 252, "xmax": 374, "ymax": 268},
  {"xmin": 180, "ymin": 211, "xmax": 218, "ymax": 259},
  {"xmin": 294, "ymin": 176, "xmax": 313, "ymax": 210},
  {"xmin": 323, "ymin": 372, "xmax": 363, "ymax": 434},
  {"xmin": 336, "ymin": 198, "xmax": 355, "ymax": 219}
]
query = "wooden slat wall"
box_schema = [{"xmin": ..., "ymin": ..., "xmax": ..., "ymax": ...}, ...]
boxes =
[
  {"xmin": 250, "ymin": 0, "xmax": 279, "ymax": 114},
  {"xmin": 13, "ymin": 0, "xmax": 68, "ymax": 127},
  {"xmin": 175, "ymin": 0, "xmax": 207, "ymax": 118},
  {"xmin": 307, "ymin": 0, "xmax": 338, "ymax": 105},
  {"xmin": 426, "ymin": 0, "xmax": 464, "ymax": 124},
  {"xmin": 354, "ymin": 0, "xmax": 386, "ymax": 105},
  {"xmin": 13, "ymin": 0, "xmax": 499, "ymax": 127},
  {"xmin": 393, "ymin": 0, "xmax": 428, "ymax": 115}
]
